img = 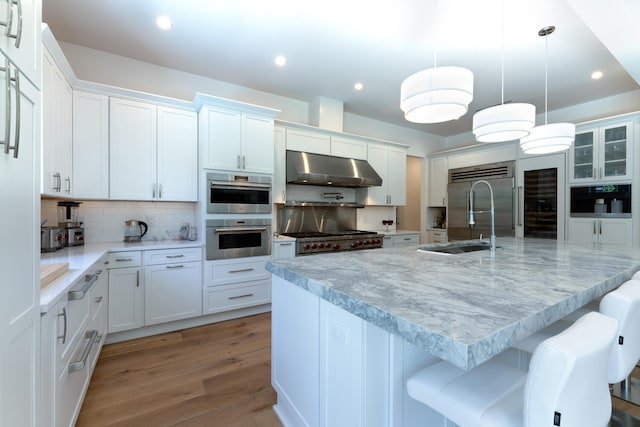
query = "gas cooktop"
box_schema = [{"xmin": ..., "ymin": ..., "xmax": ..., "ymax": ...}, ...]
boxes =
[{"xmin": 280, "ymin": 230, "xmax": 384, "ymax": 255}]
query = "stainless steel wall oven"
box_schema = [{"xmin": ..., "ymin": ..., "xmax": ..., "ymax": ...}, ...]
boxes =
[
  {"xmin": 207, "ymin": 172, "xmax": 272, "ymax": 214},
  {"xmin": 206, "ymin": 218, "xmax": 272, "ymax": 260}
]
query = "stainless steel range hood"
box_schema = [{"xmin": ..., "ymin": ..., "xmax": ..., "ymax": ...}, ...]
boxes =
[{"xmin": 286, "ymin": 150, "xmax": 382, "ymax": 187}]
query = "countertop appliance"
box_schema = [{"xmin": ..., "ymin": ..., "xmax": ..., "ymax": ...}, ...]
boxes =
[
  {"xmin": 277, "ymin": 204, "xmax": 383, "ymax": 255},
  {"xmin": 206, "ymin": 218, "xmax": 271, "ymax": 260},
  {"xmin": 207, "ymin": 172, "xmax": 272, "ymax": 214},
  {"xmin": 124, "ymin": 220, "xmax": 148, "ymax": 242},
  {"xmin": 57, "ymin": 201, "xmax": 84, "ymax": 247},
  {"xmin": 41, "ymin": 226, "xmax": 64, "ymax": 252},
  {"xmin": 447, "ymin": 161, "xmax": 515, "ymax": 241}
]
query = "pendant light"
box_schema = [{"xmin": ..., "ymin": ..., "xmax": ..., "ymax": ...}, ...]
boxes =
[
  {"xmin": 472, "ymin": 1, "xmax": 535, "ymax": 142},
  {"xmin": 520, "ymin": 26, "xmax": 575, "ymax": 154},
  {"xmin": 400, "ymin": 1, "xmax": 474, "ymax": 124}
]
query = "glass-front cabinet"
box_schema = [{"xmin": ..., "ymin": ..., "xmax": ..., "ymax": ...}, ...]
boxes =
[{"xmin": 569, "ymin": 120, "xmax": 633, "ymax": 183}]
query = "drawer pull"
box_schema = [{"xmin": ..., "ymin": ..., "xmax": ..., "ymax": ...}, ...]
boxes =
[
  {"xmin": 403, "ymin": 237, "xmax": 411, "ymax": 241},
  {"xmin": 115, "ymin": 257, "xmax": 133, "ymax": 262},
  {"xmin": 229, "ymin": 268, "xmax": 254, "ymax": 274},
  {"xmin": 279, "ymin": 243, "xmax": 292, "ymax": 246},
  {"xmin": 68, "ymin": 274, "xmax": 98, "ymax": 301},
  {"xmin": 166, "ymin": 265, "xmax": 184, "ymax": 269},
  {"xmin": 68, "ymin": 330, "xmax": 99, "ymax": 373},
  {"xmin": 166, "ymin": 254, "xmax": 184, "ymax": 259},
  {"xmin": 94, "ymin": 296, "xmax": 103, "ymax": 303},
  {"xmin": 228, "ymin": 293, "xmax": 254, "ymax": 300},
  {"xmin": 57, "ymin": 307, "xmax": 67, "ymax": 344}
]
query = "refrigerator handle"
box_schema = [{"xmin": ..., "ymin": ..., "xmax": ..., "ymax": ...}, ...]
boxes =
[
  {"xmin": 517, "ymin": 186, "xmax": 523, "ymax": 227},
  {"xmin": 465, "ymin": 190, "xmax": 470, "ymax": 228}
]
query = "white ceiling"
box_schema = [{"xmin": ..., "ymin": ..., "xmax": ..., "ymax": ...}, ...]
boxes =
[{"xmin": 42, "ymin": 0, "xmax": 640, "ymax": 137}]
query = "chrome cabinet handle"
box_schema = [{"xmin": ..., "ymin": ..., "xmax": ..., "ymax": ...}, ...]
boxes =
[
  {"xmin": 0, "ymin": 56, "xmax": 9, "ymax": 154},
  {"xmin": 599, "ymin": 220, "xmax": 603, "ymax": 235},
  {"xmin": 57, "ymin": 307, "xmax": 67, "ymax": 344},
  {"xmin": 166, "ymin": 264, "xmax": 184, "ymax": 269},
  {"xmin": 136, "ymin": 270, "xmax": 140, "ymax": 287},
  {"xmin": 114, "ymin": 257, "xmax": 133, "ymax": 262},
  {"xmin": 229, "ymin": 268, "xmax": 254, "ymax": 274},
  {"xmin": 237, "ymin": 155, "xmax": 241, "ymax": 169},
  {"xmin": 229, "ymin": 293, "xmax": 254, "ymax": 300},
  {"xmin": 242, "ymin": 155, "xmax": 246, "ymax": 170},
  {"xmin": 3, "ymin": 0, "xmax": 12, "ymax": 37},
  {"xmin": 152, "ymin": 183, "xmax": 156, "ymax": 198},
  {"xmin": 278, "ymin": 242, "xmax": 292, "ymax": 247},
  {"xmin": 68, "ymin": 274, "xmax": 99, "ymax": 301},
  {"xmin": 158, "ymin": 183, "xmax": 162, "ymax": 199},
  {"xmin": 52, "ymin": 172, "xmax": 61, "ymax": 192},
  {"xmin": 9, "ymin": 0, "xmax": 21, "ymax": 48},
  {"xmin": 94, "ymin": 296, "xmax": 103, "ymax": 303},
  {"xmin": 68, "ymin": 330, "xmax": 99, "ymax": 373},
  {"xmin": 599, "ymin": 167, "xmax": 603, "ymax": 180},
  {"xmin": 65, "ymin": 177, "xmax": 71, "ymax": 194},
  {"xmin": 593, "ymin": 220, "xmax": 596, "ymax": 235},
  {"xmin": 166, "ymin": 254, "xmax": 184, "ymax": 259}
]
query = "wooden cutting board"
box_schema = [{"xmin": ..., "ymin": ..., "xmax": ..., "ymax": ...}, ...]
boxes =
[{"xmin": 40, "ymin": 263, "xmax": 69, "ymax": 288}]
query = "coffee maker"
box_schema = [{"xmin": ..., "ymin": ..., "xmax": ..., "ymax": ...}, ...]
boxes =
[{"xmin": 57, "ymin": 201, "xmax": 84, "ymax": 246}]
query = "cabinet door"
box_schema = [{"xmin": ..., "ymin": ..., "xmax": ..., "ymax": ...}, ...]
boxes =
[
  {"xmin": 428, "ymin": 157, "xmax": 447, "ymax": 206},
  {"xmin": 157, "ymin": 106, "xmax": 198, "ymax": 201},
  {"xmin": 567, "ymin": 218, "xmax": 597, "ymax": 244},
  {"xmin": 363, "ymin": 144, "xmax": 389, "ymax": 205},
  {"xmin": 273, "ymin": 126, "xmax": 286, "ymax": 203},
  {"xmin": 243, "ymin": 114, "xmax": 274, "ymax": 174},
  {"xmin": 144, "ymin": 262, "xmax": 202, "ymax": 325},
  {"xmin": 569, "ymin": 128, "xmax": 597, "ymax": 183},
  {"xmin": 202, "ymin": 106, "xmax": 242, "ymax": 170},
  {"xmin": 72, "ymin": 91, "xmax": 109, "ymax": 199},
  {"xmin": 109, "ymin": 98, "xmax": 157, "ymax": 200},
  {"xmin": 0, "ymin": 0, "xmax": 41, "ymax": 87},
  {"xmin": 286, "ymin": 128, "xmax": 331, "ymax": 155},
  {"xmin": 331, "ymin": 136, "xmax": 367, "ymax": 160},
  {"xmin": 598, "ymin": 219, "xmax": 631, "ymax": 246},
  {"xmin": 273, "ymin": 240, "xmax": 296, "ymax": 259},
  {"xmin": 108, "ymin": 267, "xmax": 143, "ymax": 333},
  {"xmin": 386, "ymin": 146, "xmax": 407, "ymax": 206},
  {"xmin": 0, "ymin": 73, "xmax": 40, "ymax": 427},
  {"xmin": 600, "ymin": 122, "xmax": 632, "ymax": 181}
]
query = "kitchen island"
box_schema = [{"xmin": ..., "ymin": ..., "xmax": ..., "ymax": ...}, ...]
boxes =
[{"xmin": 266, "ymin": 237, "xmax": 640, "ymax": 427}]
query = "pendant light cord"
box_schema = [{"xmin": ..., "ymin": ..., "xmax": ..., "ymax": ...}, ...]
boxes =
[
  {"xmin": 433, "ymin": 0, "xmax": 438, "ymax": 68},
  {"xmin": 544, "ymin": 32, "xmax": 548, "ymax": 125},
  {"xmin": 500, "ymin": 0, "xmax": 505, "ymax": 105}
]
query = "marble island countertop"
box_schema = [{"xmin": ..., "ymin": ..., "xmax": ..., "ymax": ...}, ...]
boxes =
[{"xmin": 266, "ymin": 237, "xmax": 640, "ymax": 370}]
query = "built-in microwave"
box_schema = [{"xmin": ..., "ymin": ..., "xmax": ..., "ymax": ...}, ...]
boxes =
[
  {"xmin": 207, "ymin": 172, "xmax": 272, "ymax": 214},
  {"xmin": 570, "ymin": 184, "xmax": 631, "ymax": 218},
  {"xmin": 206, "ymin": 218, "xmax": 272, "ymax": 260}
]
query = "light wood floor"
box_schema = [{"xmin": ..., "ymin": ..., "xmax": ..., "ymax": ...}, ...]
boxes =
[
  {"xmin": 76, "ymin": 312, "xmax": 281, "ymax": 427},
  {"xmin": 77, "ymin": 311, "xmax": 640, "ymax": 426}
]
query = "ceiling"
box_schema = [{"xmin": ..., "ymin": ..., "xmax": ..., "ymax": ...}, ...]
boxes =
[{"xmin": 42, "ymin": 0, "xmax": 640, "ymax": 137}]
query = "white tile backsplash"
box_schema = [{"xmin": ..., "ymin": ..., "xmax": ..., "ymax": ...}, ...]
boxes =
[
  {"xmin": 42, "ymin": 200, "xmax": 197, "ymax": 243},
  {"xmin": 357, "ymin": 206, "xmax": 397, "ymax": 232}
]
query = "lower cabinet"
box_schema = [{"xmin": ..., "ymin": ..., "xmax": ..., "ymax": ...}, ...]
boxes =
[
  {"xmin": 273, "ymin": 238, "xmax": 296, "ymax": 259},
  {"xmin": 567, "ymin": 218, "xmax": 631, "ymax": 245},
  {"xmin": 204, "ymin": 256, "xmax": 271, "ymax": 315},
  {"xmin": 107, "ymin": 251, "xmax": 143, "ymax": 333},
  {"xmin": 426, "ymin": 229, "xmax": 447, "ymax": 243},
  {"xmin": 383, "ymin": 233, "xmax": 420, "ymax": 248}
]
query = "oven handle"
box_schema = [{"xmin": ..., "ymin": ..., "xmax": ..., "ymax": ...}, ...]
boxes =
[
  {"xmin": 214, "ymin": 227, "xmax": 268, "ymax": 233},
  {"xmin": 209, "ymin": 181, "xmax": 271, "ymax": 189}
]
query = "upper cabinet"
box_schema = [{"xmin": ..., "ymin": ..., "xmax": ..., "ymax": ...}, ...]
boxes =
[
  {"xmin": 72, "ymin": 91, "xmax": 109, "ymax": 199},
  {"xmin": 359, "ymin": 143, "xmax": 407, "ymax": 206},
  {"xmin": 569, "ymin": 120, "xmax": 634, "ymax": 183},
  {"xmin": 284, "ymin": 127, "xmax": 367, "ymax": 160},
  {"xmin": 199, "ymin": 101, "xmax": 278, "ymax": 174},
  {"xmin": 42, "ymin": 46, "xmax": 72, "ymax": 196},
  {"xmin": 273, "ymin": 126, "xmax": 286, "ymax": 204},
  {"xmin": 110, "ymin": 98, "xmax": 198, "ymax": 201},
  {"xmin": 428, "ymin": 156, "xmax": 447, "ymax": 207},
  {"xmin": 0, "ymin": 0, "xmax": 41, "ymax": 87}
]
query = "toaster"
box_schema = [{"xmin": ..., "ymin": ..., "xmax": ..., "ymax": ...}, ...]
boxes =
[{"xmin": 41, "ymin": 227, "xmax": 64, "ymax": 252}]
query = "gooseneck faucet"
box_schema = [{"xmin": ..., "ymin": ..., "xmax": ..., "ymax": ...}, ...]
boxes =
[{"xmin": 469, "ymin": 179, "xmax": 496, "ymax": 254}]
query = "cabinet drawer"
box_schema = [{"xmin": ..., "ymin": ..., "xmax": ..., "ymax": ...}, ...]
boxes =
[
  {"xmin": 143, "ymin": 247, "xmax": 203, "ymax": 265},
  {"xmin": 204, "ymin": 280, "xmax": 271, "ymax": 314},
  {"xmin": 393, "ymin": 234, "xmax": 419, "ymax": 246},
  {"xmin": 107, "ymin": 251, "xmax": 142, "ymax": 268},
  {"xmin": 208, "ymin": 258, "xmax": 270, "ymax": 286}
]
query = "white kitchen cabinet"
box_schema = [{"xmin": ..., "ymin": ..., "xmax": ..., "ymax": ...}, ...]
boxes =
[
  {"xmin": 330, "ymin": 135, "xmax": 368, "ymax": 160},
  {"xmin": 273, "ymin": 126, "xmax": 286, "ymax": 203},
  {"xmin": 1, "ymin": 59, "xmax": 40, "ymax": 427},
  {"xmin": 359, "ymin": 143, "xmax": 407, "ymax": 206},
  {"xmin": 0, "ymin": 0, "xmax": 41, "ymax": 87},
  {"xmin": 285, "ymin": 127, "xmax": 331, "ymax": 155},
  {"xmin": 72, "ymin": 91, "xmax": 109, "ymax": 199},
  {"xmin": 273, "ymin": 239, "xmax": 296, "ymax": 259},
  {"xmin": 200, "ymin": 105, "xmax": 275, "ymax": 174},
  {"xmin": 110, "ymin": 98, "xmax": 197, "ymax": 201},
  {"xmin": 203, "ymin": 257, "xmax": 271, "ymax": 315},
  {"xmin": 393, "ymin": 233, "xmax": 419, "ymax": 246},
  {"xmin": 143, "ymin": 248, "xmax": 202, "ymax": 325},
  {"xmin": 428, "ymin": 156, "xmax": 447, "ymax": 206},
  {"xmin": 107, "ymin": 251, "xmax": 143, "ymax": 333},
  {"xmin": 569, "ymin": 120, "xmax": 634, "ymax": 183},
  {"xmin": 426, "ymin": 229, "xmax": 447, "ymax": 243},
  {"xmin": 567, "ymin": 218, "xmax": 631, "ymax": 246},
  {"xmin": 42, "ymin": 46, "xmax": 73, "ymax": 196}
]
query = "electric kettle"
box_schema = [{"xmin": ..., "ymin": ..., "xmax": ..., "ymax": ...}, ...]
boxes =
[{"xmin": 124, "ymin": 220, "xmax": 148, "ymax": 242}]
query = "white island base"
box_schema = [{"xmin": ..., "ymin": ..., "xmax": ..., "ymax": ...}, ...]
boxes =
[{"xmin": 271, "ymin": 275, "xmax": 522, "ymax": 427}]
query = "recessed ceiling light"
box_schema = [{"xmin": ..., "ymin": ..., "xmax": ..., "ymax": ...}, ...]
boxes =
[
  {"xmin": 354, "ymin": 82, "xmax": 364, "ymax": 91},
  {"xmin": 156, "ymin": 16, "xmax": 173, "ymax": 30},
  {"xmin": 274, "ymin": 56, "xmax": 287, "ymax": 67},
  {"xmin": 591, "ymin": 70, "xmax": 603, "ymax": 80}
]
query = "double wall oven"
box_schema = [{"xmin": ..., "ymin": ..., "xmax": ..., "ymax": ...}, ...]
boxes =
[{"xmin": 205, "ymin": 172, "xmax": 272, "ymax": 260}]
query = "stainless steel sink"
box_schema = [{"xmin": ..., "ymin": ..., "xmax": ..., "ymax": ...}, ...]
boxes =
[{"xmin": 417, "ymin": 242, "xmax": 496, "ymax": 255}]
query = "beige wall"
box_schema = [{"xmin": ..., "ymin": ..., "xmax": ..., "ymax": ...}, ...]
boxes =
[{"xmin": 397, "ymin": 156, "xmax": 422, "ymax": 232}]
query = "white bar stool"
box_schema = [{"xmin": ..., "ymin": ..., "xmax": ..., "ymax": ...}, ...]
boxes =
[{"xmin": 407, "ymin": 312, "xmax": 618, "ymax": 427}]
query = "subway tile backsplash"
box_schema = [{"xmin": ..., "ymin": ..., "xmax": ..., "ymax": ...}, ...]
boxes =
[{"xmin": 42, "ymin": 200, "xmax": 197, "ymax": 243}]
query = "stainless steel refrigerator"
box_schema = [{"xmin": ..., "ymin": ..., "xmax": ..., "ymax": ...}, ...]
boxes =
[{"xmin": 447, "ymin": 162, "xmax": 515, "ymax": 241}]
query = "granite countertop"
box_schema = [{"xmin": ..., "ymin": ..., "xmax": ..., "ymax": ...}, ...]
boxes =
[
  {"xmin": 40, "ymin": 240, "xmax": 203, "ymax": 313},
  {"xmin": 266, "ymin": 237, "xmax": 640, "ymax": 370}
]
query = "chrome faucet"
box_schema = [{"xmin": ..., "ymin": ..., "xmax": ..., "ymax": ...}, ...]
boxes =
[{"xmin": 469, "ymin": 179, "xmax": 496, "ymax": 255}]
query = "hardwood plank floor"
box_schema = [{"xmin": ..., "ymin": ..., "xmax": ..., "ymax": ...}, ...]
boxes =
[
  {"xmin": 77, "ymin": 311, "xmax": 640, "ymax": 426},
  {"xmin": 76, "ymin": 313, "xmax": 281, "ymax": 427}
]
